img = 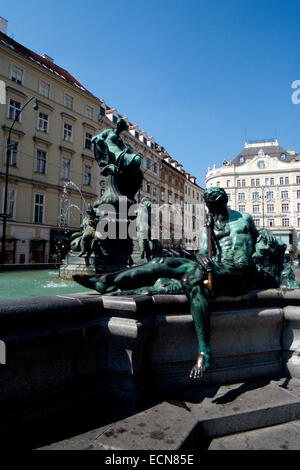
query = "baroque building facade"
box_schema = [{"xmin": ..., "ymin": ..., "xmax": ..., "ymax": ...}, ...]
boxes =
[
  {"xmin": 206, "ymin": 139, "xmax": 300, "ymax": 261},
  {"xmin": 0, "ymin": 25, "xmax": 102, "ymax": 263}
]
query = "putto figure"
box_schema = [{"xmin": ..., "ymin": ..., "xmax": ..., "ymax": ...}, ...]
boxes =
[{"xmin": 74, "ymin": 187, "xmax": 289, "ymax": 378}]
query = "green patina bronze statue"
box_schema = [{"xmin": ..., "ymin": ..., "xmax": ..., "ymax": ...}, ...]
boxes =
[
  {"xmin": 73, "ymin": 187, "xmax": 297, "ymax": 379},
  {"xmin": 92, "ymin": 118, "xmax": 143, "ymax": 202},
  {"xmin": 70, "ymin": 204, "xmax": 98, "ymax": 266}
]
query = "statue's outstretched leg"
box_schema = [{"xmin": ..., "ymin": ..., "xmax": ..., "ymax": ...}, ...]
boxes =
[
  {"xmin": 73, "ymin": 257, "xmax": 196, "ymax": 293},
  {"xmin": 181, "ymin": 266, "xmax": 210, "ymax": 378}
]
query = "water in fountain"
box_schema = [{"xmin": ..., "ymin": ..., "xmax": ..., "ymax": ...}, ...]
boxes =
[
  {"xmin": 0, "ymin": 269, "xmax": 91, "ymax": 300},
  {"xmin": 59, "ymin": 181, "xmax": 89, "ymax": 228}
]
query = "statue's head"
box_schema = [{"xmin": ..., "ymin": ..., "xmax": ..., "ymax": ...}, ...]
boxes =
[
  {"xmin": 86, "ymin": 203, "xmax": 95, "ymax": 216},
  {"xmin": 116, "ymin": 118, "xmax": 128, "ymax": 133},
  {"xmin": 203, "ymin": 187, "xmax": 228, "ymax": 210}
]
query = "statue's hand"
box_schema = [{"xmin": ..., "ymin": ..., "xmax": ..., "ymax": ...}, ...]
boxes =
[{"xmin": 189, "ymin": 353, "xmax": 206, "ymax": 379}]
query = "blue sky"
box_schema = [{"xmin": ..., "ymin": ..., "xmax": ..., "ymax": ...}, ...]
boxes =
[{"xmin": 2, "ymin": 0, "xmax": 300, "ymax": 187}]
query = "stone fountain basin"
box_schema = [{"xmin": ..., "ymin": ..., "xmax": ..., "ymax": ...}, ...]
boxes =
[{"xmin": 0, "ymin": 288, "xmax": 299, "ymax": 435}]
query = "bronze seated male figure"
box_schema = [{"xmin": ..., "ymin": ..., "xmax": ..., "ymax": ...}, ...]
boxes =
[{"xmin": 73, "ymin": 187, "xmax": 289, "ymax": 379}]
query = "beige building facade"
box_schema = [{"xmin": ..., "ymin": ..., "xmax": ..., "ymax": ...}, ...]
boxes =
[
  {"xmin": 0, "ymin": 27, "xmax": 102, "ymax": 263},
  {"xmin": 206, "ymin": 139, "xmax": 300, "ymax": 261},
  {"xmin": 183, "ymin": 174, "xmax": 205, "ymax": 252}
]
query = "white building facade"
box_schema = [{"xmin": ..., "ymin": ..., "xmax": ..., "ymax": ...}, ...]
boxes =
[{"xmin": 206, "ymin": 139, "xmax": 300, "ymax": 261}]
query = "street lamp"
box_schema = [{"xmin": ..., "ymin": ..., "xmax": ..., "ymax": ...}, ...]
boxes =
[{"xmin": 0, "ymin": 96, "xmax": 39, "ymax": 264}]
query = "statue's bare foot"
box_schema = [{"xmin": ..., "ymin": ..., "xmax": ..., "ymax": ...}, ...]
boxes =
[
  {"xmin": 189, "ymin": 352, "xmax": 206, "ymax": 379},
  {"xmin": 72, "ymin": 273, "xmax": 103, "ymax": 290}
]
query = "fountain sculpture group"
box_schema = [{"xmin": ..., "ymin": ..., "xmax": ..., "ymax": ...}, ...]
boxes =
[{"xmin": 63, "ymin": 118, "xmax": 299, "ymax": 379}]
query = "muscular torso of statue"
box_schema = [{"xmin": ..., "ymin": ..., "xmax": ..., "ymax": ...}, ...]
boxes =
[{"xmin": 200, "ymin": 210, "xmax": 258, "ymax": 269}]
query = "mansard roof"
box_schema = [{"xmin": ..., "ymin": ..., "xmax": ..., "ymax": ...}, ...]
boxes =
[{"xmin": 232, "ymin": 140, "xmax": 296, "ymax": 166}]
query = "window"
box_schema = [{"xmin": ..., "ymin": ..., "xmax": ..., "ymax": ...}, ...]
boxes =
[
  {"xmin": 63, "ymin": 123, "xmax": 72, "ymax": 141},
  {"xmin": 99, "ymin": 106, "xmax": 106, "ymax": 117},
  {"xmin": 257, "ymin": 161, "xmax": 265, "ymax": 169},
  {"xmin": 33, "ymin": 193, "xmax": 45, "ymax": 224},
  {"xmin": 85, "ymin": 106, "xmax": 93, "ymax": 120},
  {"xmin": 83, "ymin": 165, "xmax": 91, "ymax": 186},
  {"xmin": 146, "ymin": 158, "xmax": 151, "ymax": 170},
  {"xmin": 297, "ymin": 203, "xmax": 300, "ymax": 212},
  {"xmin": 267, "ymin": 219, "xmax": 275, "ymax": 227},
  {"xmin": 256, "ymin": 179, "xmax": 260, "ymax": 186},
  {"xmin": 84, "ymin": 132, "xmax": 92, "ymax": 150},
  {"xmin": 241, "ymin": 179, "xmax": 246, "ymax": 187},
  {"xmin": 251, "ymin": 179, "xmax": 255, "ymax": 186},
  {"xmin": 285, "ymin": 177, "xmax": 289, "ymax": 184},
  {"xmin": 281, "ymin": 191, "xmax": 288, "ymax": 199},
  {"xmin": 11, "ymin": 65, "xmax": 23, "ymax": 84},
  {"xmin": 135, "ymin": 131, "xmax": 139, "ymax": 139},
  {"xmin": 161, "ymin": 190, "xmax": 165, "ymax": 201},
  {"xmin": 143, "ymin": 137, "xmax": 147, "ymax": 145},
  {"xmin": 282, "ymin": 203, "xmax": 289, "ymax": 212},
  {"xmin": 6, "ymin": 140, "xmax": 18, "ymax": 167},
  {"xmin": 270, "ymin": 178, "xmax": 274, "ymax": 185},
  {"xmin": 40, "ymin": 80, "xmax": 50, "ymax": 98},
  {"xmin": 61, "ymin": 158, "xmax": 71, "ymax": 179},
  {"xmin": 150, "ymin": 142, "xmax": 155, "ymax": 150},
  {"xmin": 239, "ymin": 157, "xmax": 244, "ymax": 163},
  {"xmin": 265, "ymin": 178, "xmax": 269, "ymax": 186},
  {"xmin": 252, "ymin": 192, "xmax": 259, "ymax": 200},
  {"xmin": 253, "ymin": 219, "xmax": 260, "ymax": 227},
  {"xmin": 226, "ymin": 180, "xmax": 231, "ymax": 187},
  {"xmin": 36, "ymin": 150, "xmax": 47, "ymax": 174},
  {"xmin": 65, "ymin": 94, "xmax": 73, "ymax": 110},
  {"xmin": 8, "ymin": 99, "xmax": 21, "ymax": 121},
  {"xmin": 280, "ymin": 153, "xmax": 286, "ymax": 160},
  {"xmin": 37, "ymin": 112, "xmax": 49, "ymax": 132},
  {"xmin": 238, "ymin": 205, "xmax": 245, "ymax": 213},
  {"xmin": 153, "ymin": 163, "xmax": 157, "ymax": 173},
  {"xmin": 237, "ymin": 179, "xmax": 241, "ymax": 187},
  {"xmin": 238, "ymin": 193, "xmax": 245, "ymax": 201},
  {"xmin": 282, "ymin": 218, "xmax": 289, "ymax": 227},
  {"xmin": 267, "ymin": 204, "xmax": 274, "ymax": 213},
  {"xmin": 112, "ymin": 115, "xmax": 118, "ymax": 124},
  {"xmin": 297, "ymin": 190, "xmax": 300, "ymax": 198},
  {"xmin": 266, "ymin": 191, "xmax": 274, "ymax": 200},
  {"xmin": 253, "ymin": 204, "xmax": 260, "ymax": 213},
  {"xmin": 296, "ymin": 176, "xmax": 300, "ymax": 184},
  {"xmin": 2, "ymin": 187, "xmax": 16, "ymax": 219},
  {"xmin": 298, "ymin": 218, "xmax": 300, "ymax": 228}
]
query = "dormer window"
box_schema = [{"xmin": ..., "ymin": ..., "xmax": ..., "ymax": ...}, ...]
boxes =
[{"xmin": 239, "ymin": 156, "xmax": 244, "ymax": 163}]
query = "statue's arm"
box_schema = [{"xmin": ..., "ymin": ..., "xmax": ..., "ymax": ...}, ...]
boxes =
[
  {"xmin": 243, "ymin": 212, "xmax": 259, "ymax": 246},
  {"xmin": 92, "ymin": 130, "xmax": 109, "ymax": 143},
  {"xmin": 197, "ymin": 225, "xmax": 209, "ymax": 256}
]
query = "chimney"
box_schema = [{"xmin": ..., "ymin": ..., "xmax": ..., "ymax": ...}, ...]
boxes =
[
  {"xmin": 0, "ymin": 17, "xmax": 8, "ymax": 35},
  {"xmin": 41, "ymin": 53, "xmax": 54, "ymax": 63}
]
